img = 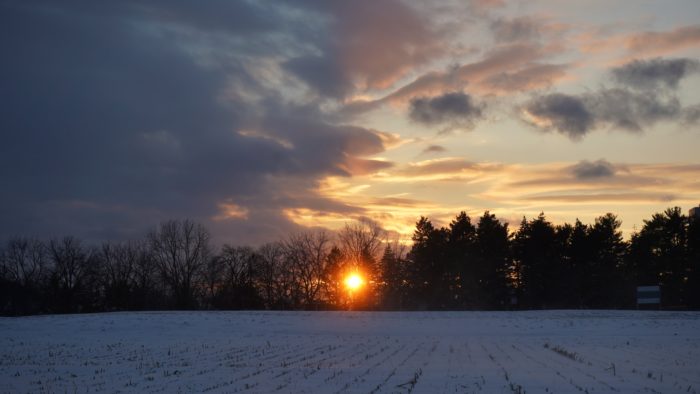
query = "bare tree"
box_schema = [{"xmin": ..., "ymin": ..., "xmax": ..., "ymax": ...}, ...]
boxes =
[
  {"xmin": 148, "ymin": 219, "xmax": 211, "ymax": 308},
  {"xmin": 50, "ymin": 236, "xmax": 88, "ymax": 292},
  {"xmin": 131, "ymin": 243, "xmax": 161, "ymax": 309},
  {"xmin": 338, "ymin": 218, "xmax": 385, "ymax": 277},
  {"xmin": 256, "ymin": 242, "xmax": 286, "ymax": 309},
  {"xmin": 99, "ymin": 241, "xmax": 148, "ymax": 310},
  {"xmin": 203, "ymin": 254, "xmax": 225, "ymax": 307},
  {"xmin": 3, "ymin": 237, "xmax": 49, "ymax": 288},
  {"xmin": 48, "ymin": 236, "xmax": 98, "ymax": 312},
  {"xmin": 220, "ymin": 245, "xmax": 256, "ymax": 290},
  {"xmin": 284, "ymin": 231, "xmax": 333, "ymax": 309},
  {"xmin": 212, "ymin": 245, "xmax": 261, "ymax": 309}
]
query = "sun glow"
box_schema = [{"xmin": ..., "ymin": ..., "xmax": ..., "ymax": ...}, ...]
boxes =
[{"xmin": 344, "ymin": 273, "xmax": 364, "ymax": 291}]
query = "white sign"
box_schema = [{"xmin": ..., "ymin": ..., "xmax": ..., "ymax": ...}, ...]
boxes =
[{"xmin": 637, "ymin": 285, "xmax": 660, "ymax": 304}]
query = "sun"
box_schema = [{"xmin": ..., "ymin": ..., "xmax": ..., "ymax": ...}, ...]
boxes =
[{"xmin": 344, "ymin": 273, "xmax": 364, "ymax": 291}]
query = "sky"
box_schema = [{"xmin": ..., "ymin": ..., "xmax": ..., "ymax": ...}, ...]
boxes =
[{"xmin": 1, "ymin": 0, "xmax": 699, "ymax": 244}]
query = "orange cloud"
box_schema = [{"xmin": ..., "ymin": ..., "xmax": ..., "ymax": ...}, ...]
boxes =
[
  {"xmin": 626, "ymin": 25, "xmax": 700, "ymax": 56},
  {"xmin": 328, "ymin": 1, "xmax": 446, "ymax": 91},
  {"xmin": 213, "ymin": 201, "xmax": 249, "ymax": 221},
  {"xmin": 286, "ymin": 160, "xmax": 700, "ymax": 241},
  {"xmin": 343, "ymin": 43, "xmax": 571, "ymax": 116},
  {"xmin": 578, "ymin": 24, "xmax": 700, "ymax": 62}
]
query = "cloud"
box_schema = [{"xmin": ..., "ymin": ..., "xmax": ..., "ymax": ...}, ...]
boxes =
[
  {"xmin": 313, "ymin": 158, "xmax": 700, "ymax": 240},
  {"xmin": 344, "ymin": 43, "xmax": 570, "ymax": 115},
  {"xmin": 399, "ymin": 158, "xmax": 479, "ymax": 176},
  {"xmin": 283, "ymin": 55, "xmax": 354, "ymax": 99},
  {"xmin": 611, "ymin": 57, "xmax": 700, "ymax": 90},
  {"xmin": 522, "ymin": 93, "xmax": 594, "ymax": 139},
  {"xmin": 583, "ymin": 25, "xmax": 700, "ymax": 59},
  {"xmin": 490, "ymin": 15, "xmax": 568, "ymax": 44},
  {"xmin": 483, "ymin": 63, "xmax": 569, "ymax": 92},
  {"xmin": 683, "ymin": 104, "xmax": 700, "ymax": 124},
  {"xmin": 521, "ymin": 193, "xmax": 676, "ymax": 204},
  {"xmin": 587, "ymin": 88, "xmax": 681, "ymax": 132},
  {"xmin": 522, "ymin": 88, "xmax": 683, "ymax": 139},
  {"xmin": 286, "ymin": 0, "xmax": 444, "ymax": 97},
  {"xmin": 409, "ymin": 92, "xmax": 483, "ymax": 126},
  {"xmin": 569, "ymin": 160, "xmax": 616, "ymax": 179},
  {"xmin": 383, "ymin": 158, "xmax": 503, "ymax": 182},
  {"xmin": 491, "ymin": 16, "xmax": 542, "ymax": 43},
  {"xmin": 0, "ymin": 1, "xmax": 399, "ymax": 244},
  {"xmin": 422, "ymin": 145, "xmax": 447, "ymax": 154},
  {"xmin": 626, "ymin": 25, "xmax": 700, "ymax": 56},
  {"xmin": 485, "ymin": 161, "xmax": 698, "ymax": 208}
]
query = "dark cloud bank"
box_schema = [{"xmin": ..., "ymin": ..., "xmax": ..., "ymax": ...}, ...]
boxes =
[{"xmin": 0, "ymin": 0, "xmax": 421, "ymax": 243}]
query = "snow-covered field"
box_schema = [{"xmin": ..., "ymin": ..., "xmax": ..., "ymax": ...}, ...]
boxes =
[{"xmin": 1, "ymin": 311, "xmax": 699, "ymax": 393}]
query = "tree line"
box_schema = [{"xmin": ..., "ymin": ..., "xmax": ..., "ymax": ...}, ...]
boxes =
[{"xmin": 1, "ymin": 207, "xmax": 699, "ymax": 315}]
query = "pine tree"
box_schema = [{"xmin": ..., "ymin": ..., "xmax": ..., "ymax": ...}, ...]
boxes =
[
  {"xmin": 448, "ymin": 212, "xmax": 477, "ymax": 308},
  {"xmin": 379, "ymin": 245, "xmax": 405, "ymax": 309},
  {"xmin": 475, "ymin": 211, "xmax": 511, "ymax": 309}
]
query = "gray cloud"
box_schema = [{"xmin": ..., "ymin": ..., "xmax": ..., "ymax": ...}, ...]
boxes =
[
  {"xmin": 409, "ymin": 92, "xmax": 483, "ymax": 126},
  {"xmin": 682, "ymin": 104, "xmax": 700, "ymax": 124},
  {"xmin": 343, "ymin": 42, "xmax": 570, "ymax": 117},
  {"xmin": 280, "ymin": 0, "xmax": 444, "ymax": 99},
  {"xmin": 0, "ymin": 1, "xmax": 395, "ymax": 244},
  {"xmin": 588, "ymin": 88, "xmax": 680, "ymax": 132},
  {"xmin": 422, "ymin": 145, "xmax": 447, "ymax": 154},
  {"xmin": 611, "ymin": 57, "xmax": 700, "ymax": 90},
  {"xmin": 283, "ymin": 55, "xmax": 354, "ymax": 99},
  {"xmin": 523, "ymin": 89, "xmax": 682, "ymax": 139},
  {"xmin": 490, "ymin": 16, "xmax": 541, "ymax": 43},
  {"xmin": 523, "ymin": 93, "xmax": 594, "ymax": 139},
  {"xmin": 522, "ymin": 55, "xmax": 700, "ymax": 139},
  {"xmin": 569, "ymin": 160, "xmax": 616, "ymax": 179}
]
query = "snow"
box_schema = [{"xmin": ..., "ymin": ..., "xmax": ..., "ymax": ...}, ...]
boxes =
[{"xmin": 1, "ymin": 310, "xmax": 699, "ymax": 393}]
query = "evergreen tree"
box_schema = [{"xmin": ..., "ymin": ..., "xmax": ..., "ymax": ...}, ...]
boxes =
[
  {"xmin": 512, "ymin": 213, "xmax": 559, "ymax": 308},
  {"xmin": 566, "ymin": 219, "xmax": 593, "ymax": 307},
  {"xmin": 629, "ymin": 207, "xmax": 689, "ymax": 307},
  {"xmin": 474, "ymin": 211, "xmax": 511, "ymax": 309},
  {"xmin": 687, "ymin": 214, "xmax": 700, "ymax": 308},
  {"xmin": 448, "ymin": 212, "xmax": 477, "ymax": 308},
  {"xmin": 406, "ymin": 217, "xmax": 449, "ymax": 309},
  {"xmin": 588, "ymin": 213, "xmax": 629, "ymax": 307},
  {"xmin": 379, "ymin": 245, "xmax": 406, "ymax": 309}
]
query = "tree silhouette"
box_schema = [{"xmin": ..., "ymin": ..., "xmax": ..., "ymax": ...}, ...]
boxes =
[
  {"xmin": 687, "ymin": 214, "xmax": 700, "ymax": 308},
  {"xmin": 474, "ymin": 211, "xmax": 511, "ymax": 309},
  {"xmin": 284, "ymin": 231, "xmax": 333, "ymax": 309},
  {"xmin": 148, "ymin": 219, "xmax": 211, "ymax": 309},
  {"xmin": 213, "ymin": 245, "xmax": 261, "ymax": 309},
  {"xmin": 448, "ymin": 212, "xmax": 477, "ymax": 308},
  {"xmin": 407, "ymin": 217, "xmax": 449, "ymax": 309},
  {"xmin": 2, "ymin": 209, "xmax": 700, "ymax": 315},
  {"xmin": 512, "ymin": 214, "xmax": 559, "ymax": 308},
  {"xmin": 630, "ymin": 207, "xmax": 690, "ymax": 307},
  {"xmin": 587, "ymin": 213, "xmax": 628, "ymax": 307},
  {"xmin": 0, "ymin": 237, "xmax": 49, "ymax": 314},
  {"xmin": 378, "ymin": 244, "xmax": 406, "ymax": 309}
]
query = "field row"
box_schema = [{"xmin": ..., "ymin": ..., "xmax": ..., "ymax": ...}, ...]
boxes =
[{"xmin": 1, "ymin": 311, "xmax": 699, "ymax": 393}]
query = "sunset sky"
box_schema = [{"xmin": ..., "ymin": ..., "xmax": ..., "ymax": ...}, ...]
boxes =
[{"xmin": 2, "ymin": 0, "xmax": 699, "ymax": 244}]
